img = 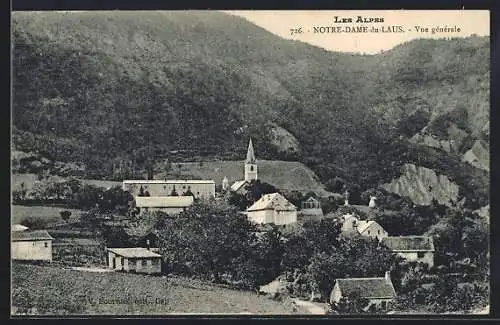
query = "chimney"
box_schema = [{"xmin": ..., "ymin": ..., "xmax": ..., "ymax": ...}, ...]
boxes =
[
  {"xmin": 146, "ymin": 239, "xmax": 150, "ymax": 251},
  {"xmin": 385, "ymin": 271, "xmax": 391, "ymax": 282}
]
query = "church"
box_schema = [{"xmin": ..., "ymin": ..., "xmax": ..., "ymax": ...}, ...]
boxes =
[{"xmin": 229, "ymin": 138, "xmax": 258, "ymax": 193}]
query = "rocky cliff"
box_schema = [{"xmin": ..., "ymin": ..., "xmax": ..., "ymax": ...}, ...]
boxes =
[
  {"xmin": 462, "ymin": 140, "xmax": 489, "ymax": 172},
  {"xmin": 381, "ymin": 163, "xmax": 460, "ymax": 206}
]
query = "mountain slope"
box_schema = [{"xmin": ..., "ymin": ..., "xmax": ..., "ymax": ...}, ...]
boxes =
[{"xmin": 12, "ymin": 11, "xmax": 489, "ymax": 209}]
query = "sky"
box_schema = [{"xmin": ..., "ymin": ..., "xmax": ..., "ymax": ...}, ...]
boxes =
[{"xmin": 224, "ymin": 10, "xmax": 490, "ymax": 54}]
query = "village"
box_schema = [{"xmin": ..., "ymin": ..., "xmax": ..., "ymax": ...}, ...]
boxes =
[{"xmin": 11, "ymin": 138, "xmax": 462, "ymax": 315}]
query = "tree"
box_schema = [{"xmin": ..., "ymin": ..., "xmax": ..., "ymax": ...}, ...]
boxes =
[
  {"xmin": 228, "ymin": 191, "xmax": 252, "ymax": 211},
  {"xmin": 281, "ymin": 218, "xmax": 342, "ymax": 275},
  {"xmin": 60, "ymin": 210, "xmax": 72, "ymax": 223},
  {"xmin": 246, "ymin": 180, "xmax": 278, "ymax": 202},
  {"xmin": 100, "ymin": 186, "xmax": 134, "ymax": 214},
  {"xmin": 330, "ymin": 292, "xmax": 370, "ymax": 314},
  {"xmin": 320, "ymin": 196, "xmax": 338, "ymax": 215},
  {"xmin": 157, "ymin": 200, "xmax": 257, "ymax": 282},
  {"xmin": 307, "ymin": 252, "xmax": 347, "ymax": 301}
]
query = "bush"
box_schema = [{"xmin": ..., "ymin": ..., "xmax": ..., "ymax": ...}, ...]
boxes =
[
  {"xmin": 20, "ymin": 216, "xmax": 48, "ymax": 230},
  {"xmin": 60, "ymin": 210, "xmax": 72, "ymax": 222}
]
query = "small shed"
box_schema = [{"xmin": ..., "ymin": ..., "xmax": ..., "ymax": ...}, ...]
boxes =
[
  {"xmin": 11, "ymin": 230, "xmax": 54, "ymax": 262},
  {"xmin": 300, "ymin": 197, "xmax": 323, "ymax": 217},
  {"xmin": 107, "ymin": 247, "xmax": 162, "ymax": 274}
]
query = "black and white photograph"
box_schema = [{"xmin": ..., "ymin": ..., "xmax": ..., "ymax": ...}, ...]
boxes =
[{"xmin": 10, "ymin": 9, "xmax": 490, "ymax": 316}]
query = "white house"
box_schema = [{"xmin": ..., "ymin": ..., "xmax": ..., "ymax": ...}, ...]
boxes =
[
  {"xmin": 134, "ymin": 196, "xmax": 194, "ymax": 215},
  {"xmin": 12, "ymin": 230, "xmax": 54, "ymax": 262},
  {"xmin": 381, "ymin": 236, "xmax": 435, "ymax": 267},
  {"xmin": 340, "ymin": 214, "xmax": 388, "ymax": 241},
  {"xmin": 356, "ymin": 220, "xmax": 388, "ymax": 241},
  {"xmin": 330, "ymin": 271, "xmax": 397, "ymax": 311},
  {"xmin": 341, "ymin": 213, "xmax": 359, "ymax": 232},
  {"xmin": 107, "ymin": 247, "xmax": 162, "ymax": 274},
  {"xmin": 246, "ymin": 193, "xmax": 297, "ymax": 226}
]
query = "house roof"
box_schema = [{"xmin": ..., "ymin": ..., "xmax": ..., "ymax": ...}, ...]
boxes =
[
  {"xmin": 134, "ymin": 196, "xmax": 194, "ymax": 208},
  {"xmin": 247, "ymin": 193, "xmax": 297, "ymax": 212},
  {"xmin": 11, "ymin": 230, "xmax": 53, "ymax": 241},
  {"xmin": 12, "ymin": 224, "xmax": 29, "ymax": 232},
  {"xmin": 356, "ymin": 220, "xmax": 374, "ymax": 234},
  {"xmin": 107, "ymin": 247, "xmax": 162, "ymax": 258},
  {"xmin": 123, "ymin": 180, "xmax": 215, "ymax": 185},
  {"xmin": 230, "ymin": 180, "xmax": 248, "ymax": 192},
  {"xmin": 304, "ymin": 196, "xmax": 320, "ymax": 203},
  {"xmin": 335, "ymin": 277, "xmax": 397, "ymax": 299},
  {"xmin": 357, "ymin": 220, "xmax": 386, "ymax": 235},
  {"xmin": 382, "ymin": 236, "xmax": 435, "ymax": 252}
]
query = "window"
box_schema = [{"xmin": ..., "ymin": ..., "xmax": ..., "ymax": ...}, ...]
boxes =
[
  {"xmin": 44, "ymin": 242, "xmax": 48, "ymax": 248},
  {"xmin": 367, "ymin": 230, "xmax": 371, "ymax": 235},
  {"xmin": 417, "ymin": 252, "xmax": 425, "ymax": 258},
  {"xmin": 142, "ymin": 260, "xmax": 147, "ymax": 266},
  {"xmin": 378, "ymin": 230, "xmax": 380, "ymax": 235},
  {"xmin": 381, "ymin": 301, "xmax": 387, "ymax": 309},
  {"xmin": 250, "ymin": 166, "xmax": 254, "ymax": 171}
]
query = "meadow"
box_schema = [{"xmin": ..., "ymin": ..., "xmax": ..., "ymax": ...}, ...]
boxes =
[
  {"xmin": 11, "ymin": 264, "xmax": 299, "ymax": 315},
  {"xmin": 11, "ymin": 205, "xmax": 82, "ymax": 225}
]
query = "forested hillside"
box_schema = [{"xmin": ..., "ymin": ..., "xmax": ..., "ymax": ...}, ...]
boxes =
[{"xmin": 12, "ymin": 11, "xmax": 489, "ymax": 208}]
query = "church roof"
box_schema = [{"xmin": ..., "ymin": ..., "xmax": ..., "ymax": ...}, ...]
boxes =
[
  {"xmin": 247, "ymin": 193, "xmax": 297, "ymax": 212},
  {"xmin": 230, "ymin": 180, "xmax": 248, "ymax": 192},
  {"xmin": 246, "ymin": 138, "xmax": 256, "ymax": 164}
]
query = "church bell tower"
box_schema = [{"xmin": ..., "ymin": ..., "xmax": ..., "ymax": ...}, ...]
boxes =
[{"xmin": 244, "ymin": 138, "xmax": 258, "ymax": 182}]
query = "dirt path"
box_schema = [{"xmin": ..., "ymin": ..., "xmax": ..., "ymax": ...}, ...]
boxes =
[
  {"xmin": 70, "ymin": 266, "xmax": 114, "ymax": 273},
  {"xmin": 293, "ymin": 299, "xmax": 326, "ymax": 314}
]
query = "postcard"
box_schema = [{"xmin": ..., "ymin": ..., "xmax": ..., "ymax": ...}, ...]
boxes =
[{"xmin": 11, "ymin": 9, "xmax": 490, "ymax": 316}]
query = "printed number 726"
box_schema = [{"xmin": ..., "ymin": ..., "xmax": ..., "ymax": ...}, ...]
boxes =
[{"xmin": 290, "ymin": 27, "xmax": 303, "ymax": 35}]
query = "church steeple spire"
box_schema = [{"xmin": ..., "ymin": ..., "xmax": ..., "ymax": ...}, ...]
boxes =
[
  {"xmin": 246, "ymin": 138, "xmax": 256, "ymax": 164},
  {"xmin": 244, "ymin": 138, "xmax": 257, "ymax": 182}
]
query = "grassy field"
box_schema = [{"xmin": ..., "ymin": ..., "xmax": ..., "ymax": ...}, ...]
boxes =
[
  {"xmin": 156, "ymin": 160, "xmax": 333, "ymax": 196},
  {"xmin": 11, "ymin": 205, "xmax": 83, "ymax": 225},
  {"xmin": 11, "ymin": 264, "xmax": 299, "ymax": 315},
  {"xmin": 11, "ymin": 173, "xmax": 121, "ymax": 192}
]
